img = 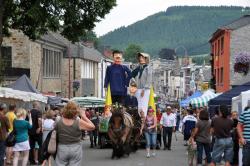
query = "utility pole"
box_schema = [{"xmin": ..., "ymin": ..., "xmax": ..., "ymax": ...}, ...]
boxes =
[{"xmin": 68, "ymin": 45, "xmax": 71, "ymax": 99}]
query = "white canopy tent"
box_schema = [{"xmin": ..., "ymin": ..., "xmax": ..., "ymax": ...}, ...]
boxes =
[
  {"xmin": 0, "ymin": 87, "xmax": 48, "ymax": 103},
  {"xmin": 232, "ymin": 90, "xmax": 250, "ymax": 115}
]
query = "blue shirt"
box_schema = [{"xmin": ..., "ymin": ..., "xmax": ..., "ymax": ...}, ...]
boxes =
[
  {"xmin": 104, "ymin": 64, "xmax": 131, "ymax": 96},
  {"xmin": 239, "ymin": 108, "xmax": 250, "ymax": 142},
  {"xmin": 14, "ymin": 120, "xmax": 32, "ymax": 143}
]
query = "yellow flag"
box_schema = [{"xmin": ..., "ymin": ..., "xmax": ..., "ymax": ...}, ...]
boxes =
[
  {"xmin": 105, "ymin": 84, "xmax": 112, "ymax": 106},
  {"xmin": 148, "ymin": 86, "xmax": 156, "ymax": 115}
]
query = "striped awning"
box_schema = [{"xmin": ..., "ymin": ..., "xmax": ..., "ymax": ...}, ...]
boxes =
[{"xmin": 190, "ymin": 90, "xmax": 219, "ymax": 108}]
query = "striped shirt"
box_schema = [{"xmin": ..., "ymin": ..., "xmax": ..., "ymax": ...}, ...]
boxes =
[{"xmin": 239, "ymin": 108, "xmax": 250, "ymax": 142}]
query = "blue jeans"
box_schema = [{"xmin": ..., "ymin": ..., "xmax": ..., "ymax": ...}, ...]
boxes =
[
  {"xmin": 196, "ymin": 141, "xmax": 212, "ymax": 164},
  {"xmin": 144, "ymin": 132, "xmax": 157, "ymax": 149},
  {"xmin": 212, "ymin": 137, "xmax": 233, "ymax": 163},
  {"xmin": 0, "ymin": 141, "xmax": 6, "ymax": 166},
  {"xmin": 243, "ymin": 141, "xmax": 250, "ymax": 166}
]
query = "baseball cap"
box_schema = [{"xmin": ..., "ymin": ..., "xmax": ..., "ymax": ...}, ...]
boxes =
[{"xmin": 148, "ymin": 108, "xmax": 154, "ymax": 113}]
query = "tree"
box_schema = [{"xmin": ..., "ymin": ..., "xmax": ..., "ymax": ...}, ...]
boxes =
[
  {"xmin": 80, "ymin": 31, "xmax": 99, "ymax": 49},
  {"xmin": 0, "ymin": 0, "xmax": 116, "ymax": 83},
  {"xmin": 0, "ymin": 0, "xmax": 116, "ymax": 52},
  {"xmin": 124, "ymin": 44, "xmax": 143, "ymax": 63},
  {"xmin": 158, "ymin": 48, "xmax": 176, "ymax": 60}
]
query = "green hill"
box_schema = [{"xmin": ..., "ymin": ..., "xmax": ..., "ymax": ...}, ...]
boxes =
[{"xmin": 99, "ymin": 6, "xmax": 250, "ymax": 57}]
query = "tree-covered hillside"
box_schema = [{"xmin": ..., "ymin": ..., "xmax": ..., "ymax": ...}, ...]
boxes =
[{"xmin": 99, "ymin": 6, "xmax": 250, "ymax": 57}]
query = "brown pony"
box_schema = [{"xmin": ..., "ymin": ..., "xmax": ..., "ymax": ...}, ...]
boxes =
[
  {"xmin": 126, "ymin": 107, "xmax": 143, "ymax": 152},
  {"xmin": 108, "ymin": 109, "xmax": 133, "ymax": 159}
]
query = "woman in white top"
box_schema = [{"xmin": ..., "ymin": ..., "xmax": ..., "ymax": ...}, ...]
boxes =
[{"xmin": 42, "ymin": 110, "xmax": 55, "ymax": 142}]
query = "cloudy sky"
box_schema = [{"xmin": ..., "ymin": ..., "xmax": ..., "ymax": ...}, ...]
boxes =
[{"xmin": 94, "ymin": 0, "xmax": 250, "ymax": 36}]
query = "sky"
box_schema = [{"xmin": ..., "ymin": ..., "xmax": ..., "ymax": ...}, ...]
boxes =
[{"xmin": 94, "ymin": 0, "xmax": 250, "ymax": 36}]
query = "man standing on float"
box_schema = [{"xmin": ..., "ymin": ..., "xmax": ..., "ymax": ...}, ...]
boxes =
[{"xmin": 104, "ymin": 50, "xmax": 132, "ymax": 105}]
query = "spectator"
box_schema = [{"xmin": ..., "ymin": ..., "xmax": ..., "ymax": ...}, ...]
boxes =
[
  {"xmin": 55, "ymin": 102, "xmax": 95, "ymax": 166},
  {"xmin": 211, "ymin": 105, "xmax": 234, "ymax": 166},
  {"xmin": 89, "ymin": 109, "xmax": 99, "ymax": 148},
  {"xmin": 237, "ymin": 106, "xmax": 250, "ymax": 166},
  {"xmin": 141, "ymin": 108, "xmax": 157, "ymax": 157},
  {"xmin": 231, "ymin": 111, "xmax": 239, "ymax": 166},
  {"xmin": 41, "ymin": 111, "xmax": 55, "ymax": 166},
  {"xmin": 29, "ymin": 102, "xmax": 43, "ymax": 164},
  {"xmin": 42, "ymin": 110, "xmax": 55, "ymax": 142},
  {"xmin": 0, "ymin": 103, "xmax": 10, "ymax": 166},
  {"xmin": 190, "ymin": 110, "xmax": 212, "ymax": 166},
  {"xmin": 0, "ymin": 103, "xmax": 7, "ymax": 114},
  {"xmin": 183, "ymin": 109, "xmax": 197, "ymax": 146},
  {"xmin": 156, "ymin": 108, "xmax": 162, "ymax": 149},
  {"xmin": 188, "ymin": 128, "xmax": 197, "ymax": 166},
  {"xmin": 176, "ymin": 110, "xmax": 181, "ymax": 132},
  {"xmin": 160, "ymin": 106, "xmax": 176, "ymax": 150},
  {"xmin": 5, "ymin": 104, "xmax": 16, "ymax": 165},
  {"xmin": 13, "ymin": 108, "xmax": 32, "ymax": 166}
]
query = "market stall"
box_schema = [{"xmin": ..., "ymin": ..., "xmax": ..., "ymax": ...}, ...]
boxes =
[
  {"xmin": 179, "ymin": 91, "xmax": 202, "ymax": 108},
  {"xmin": 190, "ymin": 89, "xmax": 219, "ymax": 108},
  {"xmin": 208, "ymin": 81, "xmax": 250, "ymax": 115}
]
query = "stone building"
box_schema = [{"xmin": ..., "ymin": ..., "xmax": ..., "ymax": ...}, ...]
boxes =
[{"xmin": 1, "ymin": 30, "xmax": 103, "ymax": 98}]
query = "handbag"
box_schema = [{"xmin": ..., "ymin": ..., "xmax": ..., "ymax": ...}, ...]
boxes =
[
  {"xmin": 47, "ymin": 130, "xmax": 57, "ymax": 154},
  {"xmin": 5, "ymin": 120, "xmax": 16, "ymax": 147}
]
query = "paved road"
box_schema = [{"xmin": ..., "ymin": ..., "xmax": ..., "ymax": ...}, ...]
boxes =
[{"xmin": 54, "ymin": 132, "xmax": 188, "ymax": 166}]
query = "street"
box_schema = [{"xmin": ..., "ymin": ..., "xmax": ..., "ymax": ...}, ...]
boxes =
[{"xmin": 51, "ymin": 132, "xmax": 187, "ymax": 166}]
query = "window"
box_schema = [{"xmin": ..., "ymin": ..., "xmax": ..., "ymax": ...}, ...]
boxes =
[
  {"xmin": 221, "ymin": 37, "xmax": 224, "ymax": 53},
  {"xmin": 0, "ymin": 46, "xmax": 12, "ymax": 67},
  {"xmin": 215, "ymin": 43, "xmax": 217, "ymax": 56},
  {"xmin": 81, "ymin": 60, "xmax": 94, "ymax": 79},
  {"xmin": 42, "ymin": 48, "xmax": 62, "ymax": 78},
  {"xmin": 214, "ymin": 69, "xmax": 217, "ymax": 84},
  {"xmin": 217, "ymin": 68, "xmax": 220, "ymax": 85},
  {"xmin": 217, "ymin": 39, "xmax": 220, "ymax": 56},
  {"xmin": 220, "ymin": 67, "xmax": 223, "ymax": 84}
]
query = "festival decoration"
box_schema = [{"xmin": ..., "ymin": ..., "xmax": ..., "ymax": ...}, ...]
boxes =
[
  {"xmin": 148, "ymin": 86, "xmax": 156, "ymax": 115},
  {"xmin": 234, "ymin": 52, "xmax": 250, "ymax": 75}
]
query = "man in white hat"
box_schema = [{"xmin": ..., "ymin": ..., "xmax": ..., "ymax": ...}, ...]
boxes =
[
  {"xmin": 160, "ymin": 106, "xmax": 176, "ymax": 150},
  {"xmin": 132, "ymin": 52, "xmax": 152, "ymax": 116}
]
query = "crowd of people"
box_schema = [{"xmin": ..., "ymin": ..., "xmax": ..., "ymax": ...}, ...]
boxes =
[
  {"xmin": 137, "ymin": 103, "xmax": 250, "ymax": 166},
  {"xmin": 0, "ymin": 102, "xmax": 95, "ymax": 166},
  {"xmin": 182, "ymin": 105, "xmax": 250, "ymax": 166},
  {"xmin": 1, "ymin": 100, "xmax": 250, "ymax": 166}
]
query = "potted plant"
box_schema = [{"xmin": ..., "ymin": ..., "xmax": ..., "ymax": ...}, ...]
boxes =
[{"xmin": 234, "ymin": 52, "xmax": 250, "ymax": 75}]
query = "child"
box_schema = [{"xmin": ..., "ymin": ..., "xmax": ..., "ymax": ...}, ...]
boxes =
[
  {"xmin": 124, "ymin": 81, "xmax": 138, "ymax": 109},
  {"xmin": 187, "ymin": 129, "xmax": 197, "ymax": 166}
]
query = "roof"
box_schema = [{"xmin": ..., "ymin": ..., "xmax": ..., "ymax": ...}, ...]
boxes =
[
  {"xmin": 46, "ymin": 32, "xmax": 102, "ymax": 62},
  {"xmin": 40, "ymin": 32, "xmax": 67, "ymax": 48},
  {"xmin": 83, "ymin": 46, "xmax": 103, "ymax": 62},
  {"xmin": 221, "ymin": 15, "xmax": 250, "ymax": 30},
  {"xmin": 210, "ymin": 15, "xmax": 250, "ymax": 42}
]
